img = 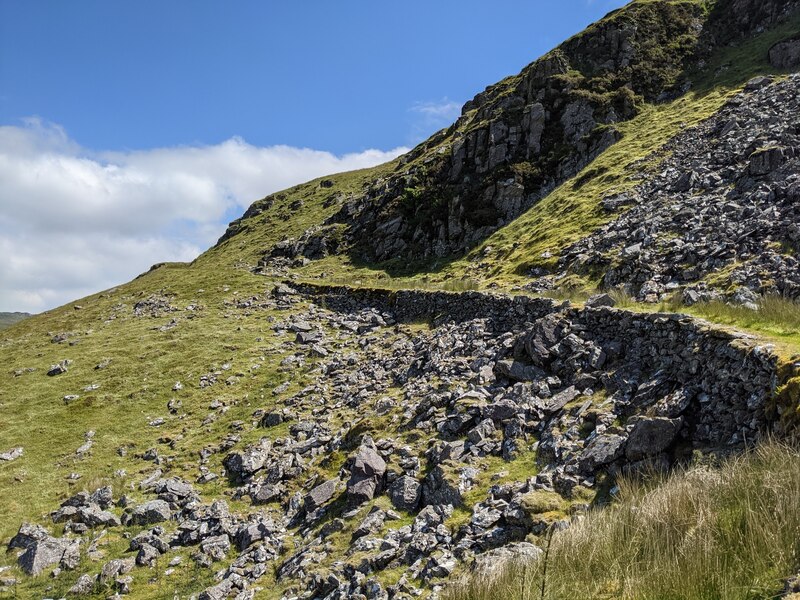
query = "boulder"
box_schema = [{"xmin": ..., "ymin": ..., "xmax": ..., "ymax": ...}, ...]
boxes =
[
  {"xmin": 494, "ymin": 359, "xmax": 542, "ymax": 382},
  {"xmin": 235, "ymin": 519, "xmax": 277, "ymax": 551},
  {"xmin": 77, "ymin": 505, "xmax": 120, "ymax": 528},
  {"xmin": 8, "ymin": 522, "xmax": 50, "ymax": 551},
  {"xmin": 471, "ymin": 542, "xmax": 542, "ymax": 580},
  {"xmin": 18, "ymin": 537, "xmax": 80, "ymax": 576},
  {"xmin": 98, "ymin": 558, "xmax": 134, "ymax": 586},
  {"xmin": 128, "ymin": 499, "xmax": 171, "ymax": 526},
  {"xmin": 251, "ymin": 482, "xmax": 284, "ymax": 505},
  {"xmin": 47, "ymin": 360, "xmax": 70, "ymax": 376},
  {"xmin": 135, "ymin": 543, "xmax": 161, "ymax": 567},
  {"xmin": 222, "ymin": 443, "xmax": 270, "ymax": 483},
  {"xmin": 89, "ymin": 486, "xmax": 114, "ymax": 509},
  {"xmin": 199, "ymin": 534, "xmax": 230, "ymax": 562},
  {"xmin": 483, "ymin": 398, "xmax": 521, "ymax": 422},
  {"xmin": 155, "ymin": 477, "xmax": 196, "ymax": 506},
  {"xmin": 523, "ymin": 314, "xmax": 567, "ymax": 366},
  {"xmin": 352, "ymin": 508, "xmax": 386, "ymax": 540},
  {"xmin": 585, "ymin": 293, "xmax": 616, "ymax": 308},
  {"xmin": 346, "ymin": 444, "xmax": 386, "ymax": 506},
  {"xmin": 626, "ymin": 417, "xmax": 682, "ymax": 461},
  {"xmin": 749, "ymin": 146, "xmax": 789, "ymax": 176},
  {"xmin": 304, "ymin": 478, "xmax": 338, "ymax": 512},
  {"xmin": 388, "ymin": 475, "xmax": 421, "ymax": 512},
  {"xmin": 421, "ymin": 466, "xmax": 462, "ymax": 508},
  {"xmin": 540, "ymin": 386, "xmax": 580, "ymax": 413},
  {"xmin": 467, "ymin": 419, "xmax": 496, "ymax": 444},
  {"xmin": 579, "ymin": 433, "xmax": 627, "ymax": 473}
]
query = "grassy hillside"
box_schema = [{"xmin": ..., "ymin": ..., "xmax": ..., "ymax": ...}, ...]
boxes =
[
  {"xmin": 445, "ymin": 441, "xmax": 800, "ymax": 600},
  {"xmin": 1, "ymin": 1, "xmax": 800, "ymax": 598},
  {"xmin": 0, "ymin": 264, "xmax": 274, "ymax": 596}
]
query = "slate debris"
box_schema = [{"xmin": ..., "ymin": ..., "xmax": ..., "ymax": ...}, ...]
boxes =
[{"xmin": 550, "ymin": 75, "xmax": 800, "ymax": 304}]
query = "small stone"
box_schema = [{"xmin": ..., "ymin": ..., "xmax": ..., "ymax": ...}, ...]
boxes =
[
  {"xmin": 68, "ymin": 573, "xmax": 96, "ymax": 595},
  {"xmin": 585, "ymin": 293, "xmax": 616, "ymax": 308},
  {"xmin": 0, "ymin": 447, "xmax": 23, "ymax": 462}
]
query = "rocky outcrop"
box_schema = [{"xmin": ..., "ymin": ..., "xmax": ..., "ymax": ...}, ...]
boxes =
[
  {"xmin": 547, "ymin": 74, "xmax": 800, "ymax": 302},
  {"xmin": 770, "ymin": 37, "xmax": 800, "ymax": 69},
  {"xmin": 17, "ymin": 536, "xmax": 80, "ymax": 576},
  {"xmin": 5, "ymin": 282, "xmax": 794, "ymax": 598},
  {"xmin": 263, "ymin": 1, "xmax": 703, "ymax": 263},
  {"xmin": 243, "ymin": 1, "xmax": 800, "ymax": 270}
]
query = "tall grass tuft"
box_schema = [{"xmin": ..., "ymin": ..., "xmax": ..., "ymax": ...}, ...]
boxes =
[
  {"xmin": 688, "ymin": 295, "xmax": 800, "ymax": 336},
  {"xmin": 446, "ymin": 441, "xmax": 800, "ymax": 600}
]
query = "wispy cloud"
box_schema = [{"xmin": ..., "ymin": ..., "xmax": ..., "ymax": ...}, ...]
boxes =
[
  {"xmin": 0, "ymin": 118, "xmax": 408, "ymax": 312},
  {"xmin": 408, "ymin": 98, "xmax": 463, "ymax": 143}
]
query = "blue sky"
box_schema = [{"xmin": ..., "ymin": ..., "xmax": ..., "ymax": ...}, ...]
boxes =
[{"xmin": 0, "ymin": 0, "xmax": 628, "ymax": 312}]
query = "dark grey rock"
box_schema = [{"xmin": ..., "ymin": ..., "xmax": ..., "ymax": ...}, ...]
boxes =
[
  {"xmin": 769, "ymin": 38, "xmax": 800, "ymax": 69},
  {"xmin": 579, "ymin": 433, "xmax": 626, "ymax": 473},
  {"xmin": 18, "ymin": 537, "xmax": 79, "ymax": 576},
  {"xmin": 128, "ymin": 499, "xmax": 171, "ymax": 526},
  {"xmin": 388, "ymin": 475, "xmax": 421, "ymax": 512},
  {"xmin": 305, "ymin": 478, "xmax": 338, "ymax": 512},
  {"xmin": 7, "ymin": 522, "xmax": 49, "ymax": 551},
  {"xmin": 626, "ymin": 417, "xmax": 682, "ymax": 461},
  {"xmin": 421, "ymin": 466, "xmax": 462, "ymax": 508},
  {"xmin": 346, "ymin": 444, "xmax": 386, "ymax": 506},
  {"xmin": 585, "ymin": 293, "xmax": 616, "ymax": 308}
]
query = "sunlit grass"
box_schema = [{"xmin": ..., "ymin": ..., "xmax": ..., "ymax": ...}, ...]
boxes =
[{"xmin": 446, "ymin": 441, "xmax": 800, "ymax": 600}]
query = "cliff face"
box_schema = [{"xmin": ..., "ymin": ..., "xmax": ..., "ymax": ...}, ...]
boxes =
[
  {"xmin": 240, "ymin": 0, "xmax": 799, "ymax": 266},
  {"xmin": 308, "ymin": 1, "xmax": 707, "ymax": 262}
]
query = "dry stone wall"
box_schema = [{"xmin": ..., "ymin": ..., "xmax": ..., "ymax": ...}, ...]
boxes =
[{"xmin": 296, "ymin": 282, "xmax": 781, "ymax": 449}]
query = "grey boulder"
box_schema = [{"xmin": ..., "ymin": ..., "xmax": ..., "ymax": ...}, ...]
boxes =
[
  {"xmin": 127, "ymin": 499, "xmax": 171, "ymax": 526},
  {"xmin": 626, "ymin": 417, "xmax": 682, "ymax": 461},
  {"xmin": 346, "ymin": 444, "xmax": 386, "ymax": 506},
  {"xmin": 18, "ymin": 536, "xmax": 80, "ymax": 576}
]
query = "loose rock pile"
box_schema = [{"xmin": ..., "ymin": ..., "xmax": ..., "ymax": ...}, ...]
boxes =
[{"xmin": 550, "ymin": 75, "xmax": 800, "ymax": 303}]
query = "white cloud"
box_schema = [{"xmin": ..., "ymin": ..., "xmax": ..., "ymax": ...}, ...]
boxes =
[
  {"xmin": 408, "ymin": 98, "xmax": 463, "ymax": 143},
  {"xmin": 411, "ymin": 99, "xmax": 463, "ymax": 120},
  {"xmin": 0, "ymin": 119, "xmax": 408, "ymax": 313}
]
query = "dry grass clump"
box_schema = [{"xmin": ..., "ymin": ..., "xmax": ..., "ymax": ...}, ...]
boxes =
[{"xmin": 446, "ymin": 441, "xmax": 800, "ymax": 600}]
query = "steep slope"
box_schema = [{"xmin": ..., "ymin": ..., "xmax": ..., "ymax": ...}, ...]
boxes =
[
  {"xmin": 219, "ymin": 0, "xmax": 799, "ymax": 272},
  {"xmin": 1, "ymin": 1, "xmax": 800, "ymax": 599}
]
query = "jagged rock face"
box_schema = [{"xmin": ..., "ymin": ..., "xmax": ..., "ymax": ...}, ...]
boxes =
[
  {"xmin": 549, "ymin": 75, "xmax": 800, "ymax": 302},
  {"xmin": 770, "ymin": 37, "xmax": 800, "ymax": 69},
  {"xmin": 311, "ymin": 2, "xmax": 707, "ymax": 262},
  {"xmin": 246, "ymin": 0, "xmax": 800, "ymax": 268},
  {"xmin": 709, "ymin": 0, "xmax": 800, "ymax": 40}
]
